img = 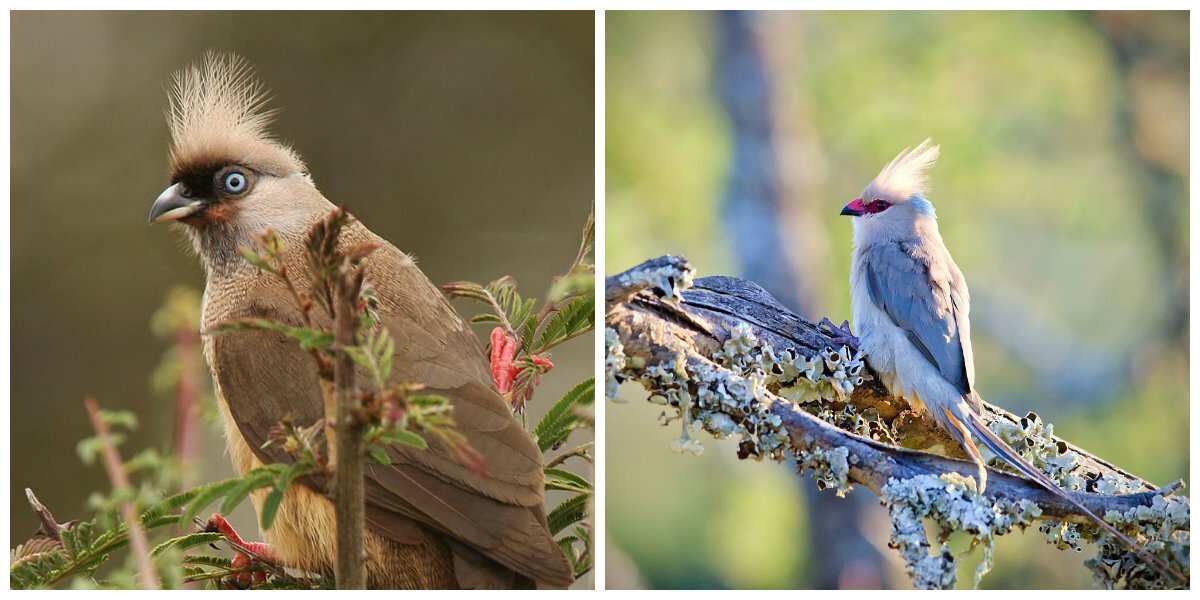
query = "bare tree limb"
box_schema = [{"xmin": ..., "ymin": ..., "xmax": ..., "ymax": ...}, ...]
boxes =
[{"xmin": 83, "ymin": 397, "xmax": 160, "ymax": 589}]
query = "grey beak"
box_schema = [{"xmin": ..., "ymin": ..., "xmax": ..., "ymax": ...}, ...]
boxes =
[{"xmin": 148, "ymin": 183, "xmax": 203, "ymax": 224}]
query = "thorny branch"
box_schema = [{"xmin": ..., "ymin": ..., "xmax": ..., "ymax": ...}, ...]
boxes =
[
  {"xmin": 545, "ymin": 442, "xmax": 594, "ymax": 470},
  {"xmin": 605, "ymin": 255, "xmax": 1189, "ymax": 589},
  {"xmin": 83, "ymin": 398, "xmax": 160, "ymax": 589},
  {"xmin": 310, "ymin": 209, "xmax": 371, "ymax": 589}
]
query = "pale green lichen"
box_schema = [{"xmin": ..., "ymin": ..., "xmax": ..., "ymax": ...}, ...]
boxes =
[
  {"xmin": 982, "ymin": 412, "xmax": 1085, "ymax": 491},
  {"xmin": 623, "ymin": 339, "xmax": 790, "ymax": 461},
  {"xmin": 615, "ymin": 321, "xmax": 871, "ymax": 466},
  {"xmin": 604, "ymin": 327, "xmax": 627, "ymax": 400},
  {"xmin": 816, "ymin": 403, "xmax": 897, "ymax": 445},
  {"xmin": 882, "ymin": 473, "xmax": 1042, "ymax": 589},
  {"xmin": 711, "ymin": 324, "xmax": 867, "ymax": 404},
  {"xmin": 615, "ymin": 260, "xmax": 694, "ymax": 302},
  {"xmin": 983, "ymin": 413, "xmax": 1190, "ymax": 588},
  {"xmin": 798, "ymin": 446, "xmax": 855, "ymax": 497},
  {"xmin": 1087, "ymin": 484, "xmax": 1190, "ymax": 590}
]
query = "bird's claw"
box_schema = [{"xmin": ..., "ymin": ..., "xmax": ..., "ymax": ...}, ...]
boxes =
[
  {"xmin": 817, "ymin": 317, "xmax": 858, "ymax": 348},
  {"xmin": 204, "ymin": 513, "xmax": 278, "ymax": 588}
]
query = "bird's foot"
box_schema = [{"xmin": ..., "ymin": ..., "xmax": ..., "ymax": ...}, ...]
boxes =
[
  {"xmin": 489, "ymin": 327, "xmax": 554, "ymax": 397},
  {"xmin": 204, "ymin": 513, "xmax": 278, "ymax": 588},
  {"xmin": 817, "ymin": 317, "xmax": 858, "ymax": 348}
]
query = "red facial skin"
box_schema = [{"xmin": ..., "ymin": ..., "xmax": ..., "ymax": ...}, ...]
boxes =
[{"xmin": 841, "ymin": 197, "xmax": 891, "ymax": 216}]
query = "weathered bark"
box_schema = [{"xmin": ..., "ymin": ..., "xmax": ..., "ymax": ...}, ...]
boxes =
[{"xmin": 607, "ymin": 256, "xmax": 1181, "ymax": 521}]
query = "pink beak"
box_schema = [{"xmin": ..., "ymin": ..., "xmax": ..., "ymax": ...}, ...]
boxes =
[{"xmin": 840, "ymin": 197, "xmax": 866, "ymax": 216}]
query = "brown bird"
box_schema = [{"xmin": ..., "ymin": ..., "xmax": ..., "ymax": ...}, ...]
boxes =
[{"xmin": 148, "ymin": 52, "xmax": 573, "ymax": 589}]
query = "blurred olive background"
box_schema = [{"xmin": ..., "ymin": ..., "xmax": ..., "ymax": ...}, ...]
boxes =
[
  {"xmin": 606, "ymin": 11, "xmax": 1187, "ymax": 590},
  {"xmin": 11, "ymin": 11, "xmax": 593, "ymax": 588}
]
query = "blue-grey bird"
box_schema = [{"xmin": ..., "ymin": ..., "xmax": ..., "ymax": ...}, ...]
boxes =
[{"xmin": 841, "ymin": 140, "xmax": 1177, "ymax": 581}]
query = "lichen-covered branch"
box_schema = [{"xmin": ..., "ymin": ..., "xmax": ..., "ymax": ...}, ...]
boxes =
[
  {"xmin": 605, "ymin": 255, "xmax": 1189, "ymax": 590},
  {"xmin": 604, "ymin": 255, "xmax": 694, "ymax": 309}
]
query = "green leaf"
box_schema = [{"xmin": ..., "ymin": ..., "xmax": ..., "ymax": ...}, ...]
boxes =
[
  {"xmin": 179, "ymin": 478, "xmax": 244, "ymax": 526},
  {"xmin": 547, "ymin": 270, "xmax": 595, "ymax": 303},
  {"xmin": 546, "ymin": 494, "xmax": 589, "ymax": 536},
  {"xmin": 257, "ymin": 461, "xmax": 312, "ymax": 531},
  {"xmin": 376, "ymin": 331, "xmax": 394, "ymax": 382},
  {"xmin": 219, "ymin": 472, "xmax": 274, "ymax": 515},
  {"xmin": 544, "ymin": 468, "xmax": 593, "ymax": 494},
  {"xmin": 143, "ymin": 513, "xmax": 185, "ymax": 531},
  {"xmin": 408, "ymin": 394, "xmax": 450, "ymax": 408},
  {"xmin": 272, "ymin": 461, "xmax": 313, "ymax": 495},
  {"xmin": 367, "ymin": 446, "xmax": 392, "ymax": 465},
  {"xmin": 76, "ymin": 434, "xmax": 124, "ymax": 465},
  {"xmin": 380, "ymin": 429, "xmax": 427, "ymax": 450},
  {"xmin": 239, "ymin": 246, "xmax": 278, "ymax": 274},
  {"xmin": 260, "ymin": 488, "xmax": 285, "ymax": 531},
  {"xmin": 182, "ymin": 555, "xmax": 234, "ymax": 569},
  {"xmin": 533, "ymin": 378, "xmax": 595, "ymax": 452},
  {"xmin": 569, "ymin": 525, "xmax": 593, "ymax": 577},
  {"xmin": 141, "ymin": 487, "xmax": 204, "ymax": 522},
  {"xmin": 122, "ymin": 448, "xmax": 166, "ymax": 476},
  {"xmin": 97, "ymin": 410, "xmax": 139, "ymax": 431},
  {"xmin": 440, "ymin": 281, "xmax": 490, "ymax": 302},
  {"xmin": 342, "ymin": 345, "xmax": 372, "ymax": 370},
  {"xmin": 446, "ymin": 276, "xmax": 564, "ymax": 351},
  {"xmin": 532, "ymin": 295, "xmax": 594, "ymax": 353},
  {"xmin": 557, "ymin": 536, "xmax": 580, "ymax": 573},
  {"xmin": 151, "ymin": 532, "xmax": 223, "ymax": 556},
  {"xmin": 60, "ymin": 521, "xmax": 95, "ymax": 559}
]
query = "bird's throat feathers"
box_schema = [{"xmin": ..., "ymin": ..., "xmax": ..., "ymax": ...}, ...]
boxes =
[{"xmin": 853, "ymin": 194, "xmax": 940, "ymax": 248}]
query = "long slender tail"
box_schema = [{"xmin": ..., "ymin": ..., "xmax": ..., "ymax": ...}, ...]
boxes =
[{"xmin": 963, "ymin": 412, "xmax": 1185, "ymax": 585}]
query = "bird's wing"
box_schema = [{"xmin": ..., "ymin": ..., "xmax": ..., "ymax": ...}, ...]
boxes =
[
  {"xmin": 211, "ymin": 238, "xmax": 571, "ymax": 587},
  {"xmin": 361, "ymin": 250, "xmax": 546, "ymax": 506},
  {"xmin": 862, "ymin": 240, "xmax": 976, "ymax": 395}
]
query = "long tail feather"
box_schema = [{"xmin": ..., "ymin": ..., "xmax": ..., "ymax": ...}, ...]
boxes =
[{"xmin": 964, "ymin": 412, "xmax": 1185, "ymax": 585}]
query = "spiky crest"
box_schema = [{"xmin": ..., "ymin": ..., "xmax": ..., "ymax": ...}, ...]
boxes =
[
  {"xmin": 166, "ymin": 51, "xmax": 304, "ymax": 179},
  {"xmin": 867, "ymin": 138, "xmax": 940, "ymax": 202}
]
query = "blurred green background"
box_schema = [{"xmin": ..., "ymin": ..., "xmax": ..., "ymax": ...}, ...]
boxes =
[
  {"xmin": 10, "ymin": 11, "xmax": 593, "ymax": 588},
  {"xmin": 606, "ymin": 11, "xmax": 1187, "ymax": 589}
]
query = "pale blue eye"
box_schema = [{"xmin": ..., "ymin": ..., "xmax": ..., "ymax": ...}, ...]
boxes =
[{"xmin": 224, "ymin": 171, "xmax": 247, "ymax": 193}]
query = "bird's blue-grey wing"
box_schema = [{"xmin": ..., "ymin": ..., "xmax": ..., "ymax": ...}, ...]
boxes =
[{"xmin": 862, "ymin": 241, "xmax": 975, "ymax": 395}]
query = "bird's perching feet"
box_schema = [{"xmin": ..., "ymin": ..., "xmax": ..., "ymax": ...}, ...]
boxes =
[
  {"xmin": 204, "ymin": 513, "xmax": 279, "ymax": 588},
  {"xmin": 817, "ymin": 317, "xmax": 859, "ymax": 349}
]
